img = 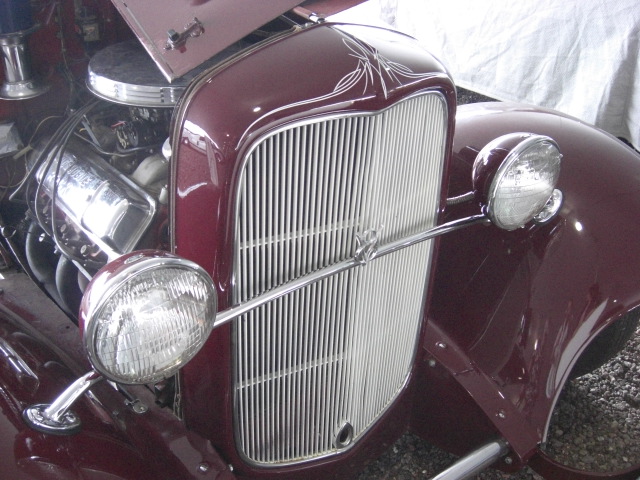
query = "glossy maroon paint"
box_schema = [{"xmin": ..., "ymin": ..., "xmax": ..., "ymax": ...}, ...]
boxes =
[
  {"xmin": 0, "ymin": 270, "xmax": 234, "ymax": 480},
  {"xmin": 170, "ymin": 21, "xmax": 456, "ymax": 479},
  {"xmin": 2, "ymin": 1, "xmax": 640, "ymax": 478},
  {"xmin": 414, "ymin": 102, "xmax": 640, "ymax": 476}
]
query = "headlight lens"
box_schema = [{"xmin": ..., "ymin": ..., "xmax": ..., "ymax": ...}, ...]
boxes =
[
  {"xmin": 80, "ymin": 251, "xmax": 217, "ymax": 384},
  {"xmin": 475, "ymin": 134, "xmax": 562, "ymax": 230}
]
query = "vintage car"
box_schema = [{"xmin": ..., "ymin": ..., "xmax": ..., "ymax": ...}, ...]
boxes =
[{"xmin": 0, "ymin": 0, "xmax": 639, "ymax": 479}]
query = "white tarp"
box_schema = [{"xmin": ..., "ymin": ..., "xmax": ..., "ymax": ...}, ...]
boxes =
[{"xmin": 332, "ymin": 0, "xmax": 640, "ymax": 150}]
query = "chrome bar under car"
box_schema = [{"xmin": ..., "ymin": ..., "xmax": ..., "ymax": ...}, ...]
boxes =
[
  {"xmin": 430, "ymin": 440, "xmax": 509, "ymax": 480},
  {"xmin": 214, "ymin": 213, "xmax": 488, "ymax": 328}
]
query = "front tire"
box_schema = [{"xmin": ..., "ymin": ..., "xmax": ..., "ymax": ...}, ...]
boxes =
[{"xmin": 570, "ymin": 309, "xmax": 640, "ymax": 379}]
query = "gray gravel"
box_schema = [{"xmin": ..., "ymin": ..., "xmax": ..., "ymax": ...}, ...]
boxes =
[
  {"xmin": 358, "ymin": 325, "xmax": 640, "ymax": 479},
  {"xmin": 544, "ymin": 323, "xmax": 640, "ymax": 473}
]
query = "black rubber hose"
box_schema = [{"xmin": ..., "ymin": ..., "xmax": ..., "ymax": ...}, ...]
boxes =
[
  {"xmin": 55, "ymin": 255, "xmax": 82, "ymax": 318},
  {"xmin": 24, "ymin": 220, "xmax": 68, "ymax": 313}
]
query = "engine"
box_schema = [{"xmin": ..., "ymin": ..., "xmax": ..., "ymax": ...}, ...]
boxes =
[
  {"xmin": 21, "ymin": 41, "xmax": 185, "ymax": 317},
  {"xmin": 1, "ymin": 2, "xmax": 294, "ymax": 320}
]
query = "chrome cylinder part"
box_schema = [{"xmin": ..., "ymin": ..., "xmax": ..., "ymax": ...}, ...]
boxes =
[
  {"xmin": 0, "ymin": 29, "xmax": 49, "ymax": 100},
  {"xmin": 430, "ymin": 441, "xmax": 509, "ymax": 480},
  {"xmin": 1, "ymin": 35, "xmax": 31, "ymax": 83}
]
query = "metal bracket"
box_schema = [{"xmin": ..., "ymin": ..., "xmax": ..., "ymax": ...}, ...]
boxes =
[
  {"xmin": 534, "ymin": 188, "xmax": 563, "ymax": 224},
  {"xmin": 165, "ymin": 18, "xmax": 204, "ymax": 50},
  {"xmin": 23, "ymin": 370, "xmax": 102, "ymax": 435},
  {"xmin": 108, "ymin": 380, "xmax": 149, "ymax": 414}
]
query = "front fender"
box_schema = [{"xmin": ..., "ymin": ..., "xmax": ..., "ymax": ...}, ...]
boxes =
[
  {"xmin": 0, "ymin": 270, "xmax": 234, "ymax": 480},
  {"xmin": 422, "ymin": 102, "xmax": 640, "ymax": 460}
]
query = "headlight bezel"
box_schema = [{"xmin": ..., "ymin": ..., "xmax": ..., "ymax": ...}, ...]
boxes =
[
  {"xmin": 79, "ymin": 250, "xmax": 217, "ymax": 385},
  {"xmin": 473, "ymin": 133, "xmax": 563, "ymax": 230}
]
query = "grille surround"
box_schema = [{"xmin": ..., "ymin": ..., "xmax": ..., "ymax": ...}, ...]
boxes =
[{"xmin": 232, "ymin": 91, "xmax": 449, "ymax": 466}]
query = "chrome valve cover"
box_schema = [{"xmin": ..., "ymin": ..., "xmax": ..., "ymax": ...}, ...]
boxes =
[{"xmin": 36, "ymin": 139, "xmax": 156, "ymax": 258}]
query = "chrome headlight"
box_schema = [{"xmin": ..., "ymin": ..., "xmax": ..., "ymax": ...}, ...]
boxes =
[
  {"xmin": 80, "ymin": 251, "xmax": 217, "ymax": 384},
  {"xmin": 473, "ymin": 133, "xmax": 562, "ymax": 230}
]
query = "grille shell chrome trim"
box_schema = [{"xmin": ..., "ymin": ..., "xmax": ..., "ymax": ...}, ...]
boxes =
[{"xmin": 232, "ymin": 91, "xmax": 449, "ymax": 466}]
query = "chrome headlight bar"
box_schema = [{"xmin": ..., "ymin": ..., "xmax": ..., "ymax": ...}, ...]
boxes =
[{"xmin": 23, "ymin": 131, "xmax": 562, "ymax": 435}]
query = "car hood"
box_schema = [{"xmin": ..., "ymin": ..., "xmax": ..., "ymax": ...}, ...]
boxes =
[{"xmin": 111, "ymin": 0, "xmax": 367, "ymax": 81}]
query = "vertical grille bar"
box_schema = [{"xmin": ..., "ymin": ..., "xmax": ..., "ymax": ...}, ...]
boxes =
[{"xmin": 233, "ymin": 92, "xmax": 448, "ymax": 465}]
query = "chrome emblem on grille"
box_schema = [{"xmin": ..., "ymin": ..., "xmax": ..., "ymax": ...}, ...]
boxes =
[{"xmin": 355, "ymin": 227, "xmax": 382, "ymax": 265}]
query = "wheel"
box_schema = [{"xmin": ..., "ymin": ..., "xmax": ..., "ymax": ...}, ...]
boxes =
[
  {"xmin": 570, "ymin": 309, "xmax": 640, "ymax": 379},
  {"xmin": 533, "ymin": 309, "xmax": 640, "ymax": 477}
]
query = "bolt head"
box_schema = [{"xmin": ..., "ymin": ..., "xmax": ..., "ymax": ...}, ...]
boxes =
[{"xmin": 132, "ymin": 403, "xmax": 148, "ymax": 414}]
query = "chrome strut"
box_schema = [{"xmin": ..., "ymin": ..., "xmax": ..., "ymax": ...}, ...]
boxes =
[
  {"xmin": 430, "ymin": 440, "xmax": 509, "ymax": 480},
  {"xmin": 23, "ymin": 370, "xmax": 103, "ymax": 435}
]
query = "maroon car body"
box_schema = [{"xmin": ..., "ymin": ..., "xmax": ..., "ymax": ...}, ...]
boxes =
[{"xmin": 1, "ymin": 1, "xmax": 639, "ymax": 479}]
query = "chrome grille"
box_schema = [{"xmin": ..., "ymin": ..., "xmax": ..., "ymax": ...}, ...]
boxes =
[{"xmin": 233, "ymin": 92, "xmax": 448, "ymax": 465}]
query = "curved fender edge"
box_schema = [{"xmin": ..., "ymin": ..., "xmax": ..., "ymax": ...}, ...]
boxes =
[
  {"xmin": 0, "ymin": 268, "xmax": 235, "ymax": 480},
  {"xmin": 415, "ymin": 102, "xmax": 640, "ymax": 464}
]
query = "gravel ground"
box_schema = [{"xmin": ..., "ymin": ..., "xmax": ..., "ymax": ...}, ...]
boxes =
[
  {"xmin": 358, "ymin": 324, "xmax": 640, "ymax": 479},
  {"xmin": 355, "ymin": 89, "xmax": 640, "ymax": 479},
  {"xmin": 545, "ymin": 323, "xmax": 640, "ymax": 473},
  {"xmin": 456, "ymin": 88, "xmax": 496, "ymax": 105}
]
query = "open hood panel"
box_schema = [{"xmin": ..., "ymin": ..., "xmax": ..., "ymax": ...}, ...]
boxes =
[{"xmin": 110, "ymin": 0, "xmax": 367, "ymax": 81}]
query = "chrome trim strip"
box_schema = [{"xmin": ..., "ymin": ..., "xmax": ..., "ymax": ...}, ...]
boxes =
[{"xmin": 215, "ymin": 214, "xmax": 487, "ymax": 328}]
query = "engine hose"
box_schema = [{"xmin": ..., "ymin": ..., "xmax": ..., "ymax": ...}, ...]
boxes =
[
  {"xmin": 0, "ymin": 214, "xmax": 40, "ymax": 286},
  {"xmin": 55, "ymin": 255, "xmax": 83, "ymax": 318},
  {"xmin": 24, "ymin": 221, "xmax": 69, "ymax": 315}
]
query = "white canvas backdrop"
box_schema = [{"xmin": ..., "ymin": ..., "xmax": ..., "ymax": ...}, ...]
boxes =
[{"xmin": 332, "ymin": 0, "xmax": 640, "ymax": 150}]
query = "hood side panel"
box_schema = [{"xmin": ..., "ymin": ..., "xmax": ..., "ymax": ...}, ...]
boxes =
[{"xmin": 110, "ymin": 0, "xmax": 303, "ymax": 81}]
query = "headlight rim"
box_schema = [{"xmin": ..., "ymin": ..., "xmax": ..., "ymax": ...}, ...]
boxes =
[
  {"xmin": 473, "ymin": 132, "xmax": 562, "ymax": 231},
  {"xmin": 80, "ymin": 250, "xmax": 217, "ymax": 385}
]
